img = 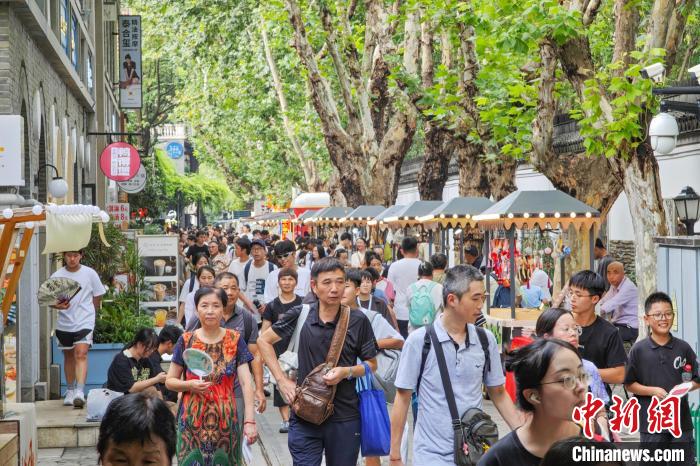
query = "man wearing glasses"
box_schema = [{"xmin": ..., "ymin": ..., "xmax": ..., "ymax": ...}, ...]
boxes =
[
  {"xmin": 569, "ymin": 270, "xmax": 627, "ymax": 392},
  {"xmin": 264, "ymin": 240, "xmax": 311, "ymax": 303}
]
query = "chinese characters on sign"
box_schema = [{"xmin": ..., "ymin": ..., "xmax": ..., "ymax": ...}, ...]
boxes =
[
  {"xmin": 110, "ymin": 146, "xmax": 131, "ymax": 177},
  {"xmin": 106, "ymin": 203, "xmax": 130, "ymax": 225},
  {"xmin": 574, "ymin": 394, "xmax": 682, "ymax": 439},
  {"xmin": 118, "ymin": 15, "xmax": 142, "ymax": 108}
]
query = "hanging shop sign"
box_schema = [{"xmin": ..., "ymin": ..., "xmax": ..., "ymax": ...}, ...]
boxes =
[
  {"xmin": 100, "ymin": 142, "xmax": 141, "ymax": 181},
  {"xmin": 166, "ymin": 142, "xmax": 184, "ymax": 159},
  {"xmin": 118, "ymin": 15, "xmax": 142, "ymax": 108},
  {"xmin": 117, "ymin": 164, "xmax": 147, "ymax": 193}
]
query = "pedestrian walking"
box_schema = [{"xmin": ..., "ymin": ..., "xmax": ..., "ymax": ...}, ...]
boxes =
[
  {"xmin": 262, "ymin": 267, "xmax": 304, "ymax": 433},
  {"xmin": 478, "ymin": 339, "xmax": 587, "ymax": 466},
  {"xmin": 166, "ymin": 287, "xmax": 258, "ymax": 465},
  {"xmin": 406, "ymin": 261, "xmax": 443, "ymax": 330},
  {"xmin": 51, "ymin": 249, "xmax": 106, "ymax": 408},
  {"xmin": 264, "ymin": 240, "xmax": 311, "ymax": 303},
  {"xmin": 389, "ymin": 265, "xmax": 521, "ymax": 465},
  {"xmin": 185, "ymin": 272, "xmax": 267, "ymax": 420},
  {"xmin": 182, "ymin": 265, "xmax": 216, "ymax": 328},
  {"xmin": 242, "ymin": 239, "xmax": 277, "ymax": 322},
  {"xmin": 387, "ymin": 237, "xmax": 421, "ymax": 338},
  {"xmin": 625, "ymin": 292, "xmax": 699, "ymax": 466},
  {"xmin": 568, "ymin": 270, "xmax": 627, "ymax": 390},
  {"xmin": 258, "ymin": 257, "xmax": 378, "ymax": 466}
]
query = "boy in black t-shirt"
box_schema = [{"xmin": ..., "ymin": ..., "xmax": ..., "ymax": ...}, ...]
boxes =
[
  {"xmin": 625, "ymin": 292, "xmax": 700, "ymax": 466},
  {"xmin": 569, "ymin": 270, "xmax": 627, "ymax": 388},
  {"xmin": 262, "ymin": 267, "xmax": 302, "ymax": 433}
]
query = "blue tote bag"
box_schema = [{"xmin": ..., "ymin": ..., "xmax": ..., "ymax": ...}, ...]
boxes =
[{"xmin": 356, "ymin": 361, "xmax": 391, "ymax": 457}]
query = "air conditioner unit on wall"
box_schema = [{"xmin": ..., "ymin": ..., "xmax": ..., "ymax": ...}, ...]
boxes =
[{"xmin": 0, "ymin": 116, "xmax": 25, "ymax": 187}]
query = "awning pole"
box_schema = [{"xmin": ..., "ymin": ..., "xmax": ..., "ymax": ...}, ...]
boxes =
[
  {"xmin": 485, "ymin": 229, "xmax": 491, "ymax": 313},
  {"xmin": 508, "ymin": 226, "xmax": 516, "ymax": 319}
]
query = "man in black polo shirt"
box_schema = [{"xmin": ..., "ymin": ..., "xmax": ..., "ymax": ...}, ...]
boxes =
[
  {"xmin": 625, "ymin": 292, "xmax": 700, "ymax": 466},
  {"xmin": 569, "ymin": 270, "xmax": 627, "ymax": 392},
  {"xmin": 258, "ymin": 257, "xmax": 378, "ymax": 466}
]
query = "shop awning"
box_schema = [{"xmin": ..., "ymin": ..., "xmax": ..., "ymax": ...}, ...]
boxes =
[
  {"xmin": 367, "ymin": 205, "xmax": 404, "ymax": 227},
  {"xmin": 303, "ymin": 206, "xmax": 333, "ymax": 225},
  {"xmin": 383, "ymin": 200, "xmax": 444, "ymax": 227},
  {"xmin": 472, "ymin": 189, "xmax": 601, "ymax": 230},
  {"xmin": 255, "ymin": 211, "xmax": 292, "ymax": 226},
  {"xmin": 295, "ymin": 209, "xmax": 320, "ymax": 224},
  {"xmin": 340, "ymin": 205, "xmax": 386, "ymax": 226},
  {"xmin": 418, "ymin": 197, "xmax": 494, "ymax": 229},
  {"xmin": 315, "ymin": 206, "xmax": 354, "ymax": 226},
  {"xmin": 290, "ymin": 192, "xmax": 331, "ymax": 209}
]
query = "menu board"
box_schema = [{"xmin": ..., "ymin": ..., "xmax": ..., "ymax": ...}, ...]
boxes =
[{"xmin": 137, "ymin": 235, "xmax": 179, "ymax": 327}]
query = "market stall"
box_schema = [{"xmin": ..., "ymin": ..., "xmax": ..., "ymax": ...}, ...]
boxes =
[
  {"xmin": 472, "ymin": 190, "xmax": 601, "ymax": 352},
  {"xmin": 339, "ymin": 205, "xmax": 385, "ymax": 241},
  {"xmin": 418, "ymin": 197, "xmax": 494, "ymax": 263},
  {"xmin": 382, "ymin": 201, "xmax": 444, "ymax": 260},
  {"xmin": 293, "ymin": 208, "xmax": 320, "ymax": 237},
  {"xmin": 309, "ymin": 206, "xmax": 353, "ymax": 240},
  {"xmin": 255, "ymin": 211, "xmax": 293, "ymax": 239}
]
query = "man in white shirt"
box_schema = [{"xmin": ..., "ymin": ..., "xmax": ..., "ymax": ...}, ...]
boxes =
[
  {"xmin": 387, "ymin": 237, "xmax": 422, "ymax": 338},
  {"xmin": 264, "ymin": 240, "xmax": 310, "ymax": 303},
  {"xmin": 50, "ymin": 250, "xmax": 106, "ymax": 408},
  {"xmin": 243, "ymin": 239, "xmax": 277, "ymax": 323},
  {"xmin": 228, "ymin": 237, "xmax": 256, "ymax": 311}
]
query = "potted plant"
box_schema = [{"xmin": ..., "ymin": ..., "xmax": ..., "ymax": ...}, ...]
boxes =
[{"xmin": 52, "ymin": 227, "xmax": 154, "ymax": 393}]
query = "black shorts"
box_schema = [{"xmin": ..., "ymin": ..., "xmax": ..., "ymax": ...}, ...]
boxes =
[
  {"xmin": 55, "ymin": 329, "xmax": 93, "ymax": 349},
  {"xmin": 273, "ymin": 385, "xmax": 288, "ymax": 408}
]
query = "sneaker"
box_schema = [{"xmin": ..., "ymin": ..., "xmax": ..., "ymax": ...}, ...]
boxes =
[
  {"xmin": 63, "ymin": 389, "xmax": 75, "ymax": 406},
  {"xmin": 72, "ymin": 390, "xmax": 85, "ymax": 408},
  {"xmin": 279, "ymin": 421, "xmax": 289, "ymax": 433}
]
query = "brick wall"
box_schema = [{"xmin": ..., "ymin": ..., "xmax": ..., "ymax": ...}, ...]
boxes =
[
  {"xmin": 0, "ymin": 4, "xmax": 91, "ymax": 202},
  {"xmin": 609, "ymin": 240, "xmax": 636, "ymax": 284}
]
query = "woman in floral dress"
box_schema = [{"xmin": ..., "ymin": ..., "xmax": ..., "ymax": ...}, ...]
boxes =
[{"xmin": 166, "ymin": 287, "xmax": 258, "ymax": 465}]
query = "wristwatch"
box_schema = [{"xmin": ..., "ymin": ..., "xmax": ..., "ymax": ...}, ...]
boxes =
[{"xmin": 346, "ymin": 367, "xmax": 354, "ymax": 380}]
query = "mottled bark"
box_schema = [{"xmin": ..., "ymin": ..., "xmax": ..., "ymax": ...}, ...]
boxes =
[
  {"xmin": 284, "ymin": 0, "xmax": 417, "ymax": 205},
  {"xmin": 260, "ymin": 20, "xmax": 323, "ymax": 192},
  {"xmin": 418, "ymin": 125, "xmax": 452, "ymax": 200}
]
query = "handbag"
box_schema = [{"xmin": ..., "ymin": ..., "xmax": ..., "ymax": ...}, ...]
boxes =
[
  {"xmin": 356, "ymin": 361, "xmax": 391, "ymax": 457},
  {"xmin": 275, "ymin": 304, "xmax": 311, "ymax": 382},
  {"xmin": 368, "ymin": 312, "xmax": 401, "ymax": 403},
  {"xmin": 428, "ymin": 324, "xmax": 499, "ymax": 465},
  {"xmin": 292, "ymin": 305, "xmax": 350, "ymax": 425}
]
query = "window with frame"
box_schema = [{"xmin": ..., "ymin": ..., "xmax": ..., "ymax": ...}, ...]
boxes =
[
  {"xmin": 59, "ymin": 0, "xmax": 69, "ymax": 53},
  {"xmin": 71, "ymin": 11, "xmax": 79, "ymax": 69},
  {"xmin": 87, "ymin": 51, "xmax": 94, "ymax": 95}
]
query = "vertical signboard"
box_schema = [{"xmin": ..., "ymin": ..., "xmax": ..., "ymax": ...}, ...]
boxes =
[
  {"xmin": 0, "ymin": 116, "xmax": 24, "ymax": 187},
  {"xmin": 119, "ymin": 15, "xmax": 142, "ymax": 108},
  {"xmin": 137, "ymin": 235, "xmax": 179, "ymax": 328}
]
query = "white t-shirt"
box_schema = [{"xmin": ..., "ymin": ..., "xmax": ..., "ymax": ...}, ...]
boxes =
[
  {"xmin": 179, "ymin": 277, "xmax": 199, "ymax": 303},
  {"xmin": 387, "ymin": 258, "xmax": 421, "ymax": 321},
  {"xmin": 350, "ymin": 251, "xmax": 365, "ymax": 268},
  {"xmin": 360, "ymin": 309, "xmax": 403, "ymax": 342},
  {"xmin": 243, "ymin": 261, "xmax": 277, "ymax": 321},
  {"xmin": 263, "ymin": 267, "xmax": 311, "ymax": 304},
  {"xmin": 184, "ymin": 291, "xmax": 197, "ymax": 326},
  {"xmin": 406, "ymin": 278, "xmax": 444, "ymax": 316},
  {"xmin": 228, "ymin": 258, "xmax": 248, "ymax": 290},
  {"xmin": 51, "ymin": 265, "xmax": 106, "ymax": 332}
]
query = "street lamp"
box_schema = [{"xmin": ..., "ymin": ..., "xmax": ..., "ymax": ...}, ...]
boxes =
[
  {"xmin": 38, "ymin": 164, "xmax": 68, "ymax": 200},
  {"xmin": 673, "ymin": 186, "xmax": 700, "ymax": 236}
]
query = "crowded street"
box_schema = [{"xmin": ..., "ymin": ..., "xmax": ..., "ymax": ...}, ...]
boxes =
[{"xmin": 1, "ymin": 0, "xmax": 700, "ymax": 465}]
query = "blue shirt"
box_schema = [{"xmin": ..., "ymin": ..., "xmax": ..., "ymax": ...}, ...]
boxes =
[
  {"xmin": 519, "ymin": 284, "xmax": 544, "ymax": 308},
  {"xmin": 394, "ymin": 314, "xmax": 505, "ymax": 465}
]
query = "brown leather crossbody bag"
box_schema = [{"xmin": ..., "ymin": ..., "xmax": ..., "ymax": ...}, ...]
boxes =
[{"xmin": 292, "ymin": 305, "xmax": 350, "ymax": 425}]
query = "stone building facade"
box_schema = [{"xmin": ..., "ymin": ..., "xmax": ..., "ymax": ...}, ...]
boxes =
[{"xmin": 0, "ymin": 0, "xmax": 121, "ymax": 400}]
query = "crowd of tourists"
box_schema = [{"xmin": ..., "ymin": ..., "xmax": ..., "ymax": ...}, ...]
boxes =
[{"xmin": 51, "ymin": 223, "xmax": 698, "ymax": 465}]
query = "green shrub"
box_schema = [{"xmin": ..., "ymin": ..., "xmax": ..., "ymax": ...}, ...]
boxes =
[{"xmin": 94, "ymin": 291, "xmax": 154, "ymax": 344}]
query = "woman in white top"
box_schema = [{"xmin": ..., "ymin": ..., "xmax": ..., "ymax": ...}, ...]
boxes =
[
  {"xmin": 350, "ymin": 237, "xmax": 368, "ymax": 268},
  {"xmin": 182, "ymin": 266, "xmax": 215, "ymax": 327},
  {"xmin": 177, "ymin": 254, "xmax": 210, "ymax": 324}
]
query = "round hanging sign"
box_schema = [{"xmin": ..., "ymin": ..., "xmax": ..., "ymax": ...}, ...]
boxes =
[
  {"xmin": 166, "ymin": 142, "xmax": 184, "ymax": 159},
  {"xmin": 99, "ymin": 142, "xmax": 141, "ymax": 181},
  {"xmin": 117, "ymin": 164, "xmax": 147, "ymax": 193}
]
